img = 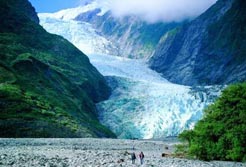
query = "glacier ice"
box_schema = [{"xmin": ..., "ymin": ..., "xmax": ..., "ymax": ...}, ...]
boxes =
[
  {"xmin": 38, "ymin": 14, "xmax": 117, "ymax": 55},
  {"xmin": 39, "ymin": 4, "xmax": 224, "ymax": 139},
  {"xmin": 89, "ymin": 54, "xmax": 223, "ymax": 139}
]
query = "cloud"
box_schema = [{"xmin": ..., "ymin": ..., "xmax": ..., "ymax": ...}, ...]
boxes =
[{"xmin": 110, "ymin": 0, "xmax": 217, "ymax": 23}]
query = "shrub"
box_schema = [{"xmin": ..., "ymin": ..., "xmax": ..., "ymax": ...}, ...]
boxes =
[{"xmin": 178, "ymin": 83, "xmax": 246, "ymax": 162}]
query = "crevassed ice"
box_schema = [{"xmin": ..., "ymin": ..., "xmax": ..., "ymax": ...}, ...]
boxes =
[
  {"xmin": 89, "ymin": 54, "xmax": 222, "ymax": 139},
  {"xmin": 38, "ymin": 14, "xmax": 115, "ymax": 55},
  {"xmin": 39, "ymin": 4, "xmax": 223, "ymax": 139}
]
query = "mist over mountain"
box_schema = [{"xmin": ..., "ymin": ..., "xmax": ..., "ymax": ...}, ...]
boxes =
[
  {"xmin": 110, "ymin": 0, "xmax": 217, "ymax": 23},
  {"xmin": 39, "ymin": 0, "xmax": 181, "ymax": 59}
]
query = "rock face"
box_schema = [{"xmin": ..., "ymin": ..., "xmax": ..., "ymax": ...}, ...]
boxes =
[
  {"xmin": 0, "ymin": 0, "xmax": 115, "ymax": 137},
  {"xmin": 74, "ymin": 2, "xmax": 179, "ymax": 59},
  {"xmin": 149, "ymin": 0, "xmax": 246, "ymax": 86}
]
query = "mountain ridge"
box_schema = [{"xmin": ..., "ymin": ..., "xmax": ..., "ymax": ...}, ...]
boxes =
[
  {"xmin": 149, "ymin": 0, "xmax": 246, "ymax": 85},
  {"xmin": 0, "ymin": 0, "xmax": 115, "ymax": 137}
]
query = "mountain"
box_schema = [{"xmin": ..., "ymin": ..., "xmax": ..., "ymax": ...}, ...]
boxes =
[
  {"xmin": 0, "ymin": 0, "xmax": 115, "ymax": 137},
  {"xmin": 39, "ymin": 10, "xmax": 223, "ymax": 139},
  {"xmin": 40, "ymin": 0, "xmax": 179, "ymax": 59},
  {"xmin": 149, "ymin": 0, "xmax": 246, "ymax": 86},
  {"xmin": 75, "ymin": 10, "xmax": 179, "ymax": 59}
]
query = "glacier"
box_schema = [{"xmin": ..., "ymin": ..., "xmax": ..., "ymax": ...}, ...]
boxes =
[
  {"xmin": 39, "ymin": 15, "xmax": 117, "ymax": 55},
  {"xmin": 38, "ymin": 3, "xmax": 223, "ymax": 139},
  {"xmin": 89, "ymin": 54, "xmax": 222, "ymax": 139}
]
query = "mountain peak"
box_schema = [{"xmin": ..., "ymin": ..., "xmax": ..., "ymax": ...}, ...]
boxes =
[{"xmin": 0, "ymin": 0, "xmax": 39, "ymax": 32}]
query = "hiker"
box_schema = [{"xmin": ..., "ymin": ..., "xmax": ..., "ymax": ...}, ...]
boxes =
[
  {"xmin": 139, "ymin": 151, "xmax": 144, "ymax": 165},
  {"xmin": 131, "ymin": 152, "xmax": 136, "ymax": 164}
]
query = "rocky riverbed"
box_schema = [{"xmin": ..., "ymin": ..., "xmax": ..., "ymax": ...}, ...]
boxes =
[{"xmin": 0, "ymin": 138, "xmax": 245, "ymax": 167}]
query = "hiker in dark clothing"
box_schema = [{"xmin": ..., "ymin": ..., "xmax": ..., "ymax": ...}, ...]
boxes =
[
  {"xmin": 139, "ymin": 151, "xmax": 144, "ymax": 165},
  {"xmin": 131, "ymin": 152, "xmax": 136, "ymax": 164}
]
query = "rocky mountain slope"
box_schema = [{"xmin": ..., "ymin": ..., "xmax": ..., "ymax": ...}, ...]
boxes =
[
  {"xmin": 0, "ymin": 0, "xmax": 115, "ymax": 137},
  {"xmin": 149, "ymin": 0, "xmax": 246, "ymax": 86},
  {"xmin": 75, "ymin": 9, "xmax": 179, "ymax": 59}
]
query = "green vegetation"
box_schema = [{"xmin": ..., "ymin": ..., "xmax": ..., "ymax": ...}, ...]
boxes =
[
  {"xmin": 159, "ymin": 27, "xmax": 180, "ymax": 43},
  {"xmin": 178, "ymin": 83, "xmax": 246, "ymax": 162},
  {"xmin": 0, "ymin": 0, "xmax": 115, "ymax": 137}
]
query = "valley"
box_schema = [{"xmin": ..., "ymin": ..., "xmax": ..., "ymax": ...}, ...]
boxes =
[
  {"xmin": 1, "ymin": 0, "xmax": 245, "ymax": 163},
  {"xmin": 39, "ymin": 6, "xmax": 223, "ymax": 139}
]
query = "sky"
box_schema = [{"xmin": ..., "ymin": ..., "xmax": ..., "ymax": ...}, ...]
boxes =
[
  {"xmin": 28, "ymin": 0, "xmax": 81, "ymax": 13},
  {"xmin": 29, "ymin": 0, "xmax": 217, "ymax": 23}
]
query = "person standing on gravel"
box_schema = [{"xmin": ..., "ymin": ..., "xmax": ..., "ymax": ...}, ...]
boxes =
[
  {"xmin": 139, "ymin": 151, "xmax": 144, "ymax": 165},
  {"xmin": 131, "ymin": 152, "xmax": 136, "ymax": 164}
]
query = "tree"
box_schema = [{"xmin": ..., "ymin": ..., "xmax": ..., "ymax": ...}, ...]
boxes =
[{"xmin": 179, "ymin": 83, "xmax": 246, "ymax": 162}]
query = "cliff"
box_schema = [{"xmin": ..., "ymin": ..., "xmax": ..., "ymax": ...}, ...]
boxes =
[{"xmin": 149, "ymin": 0, "xmax": 246, "ymax": 85}]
